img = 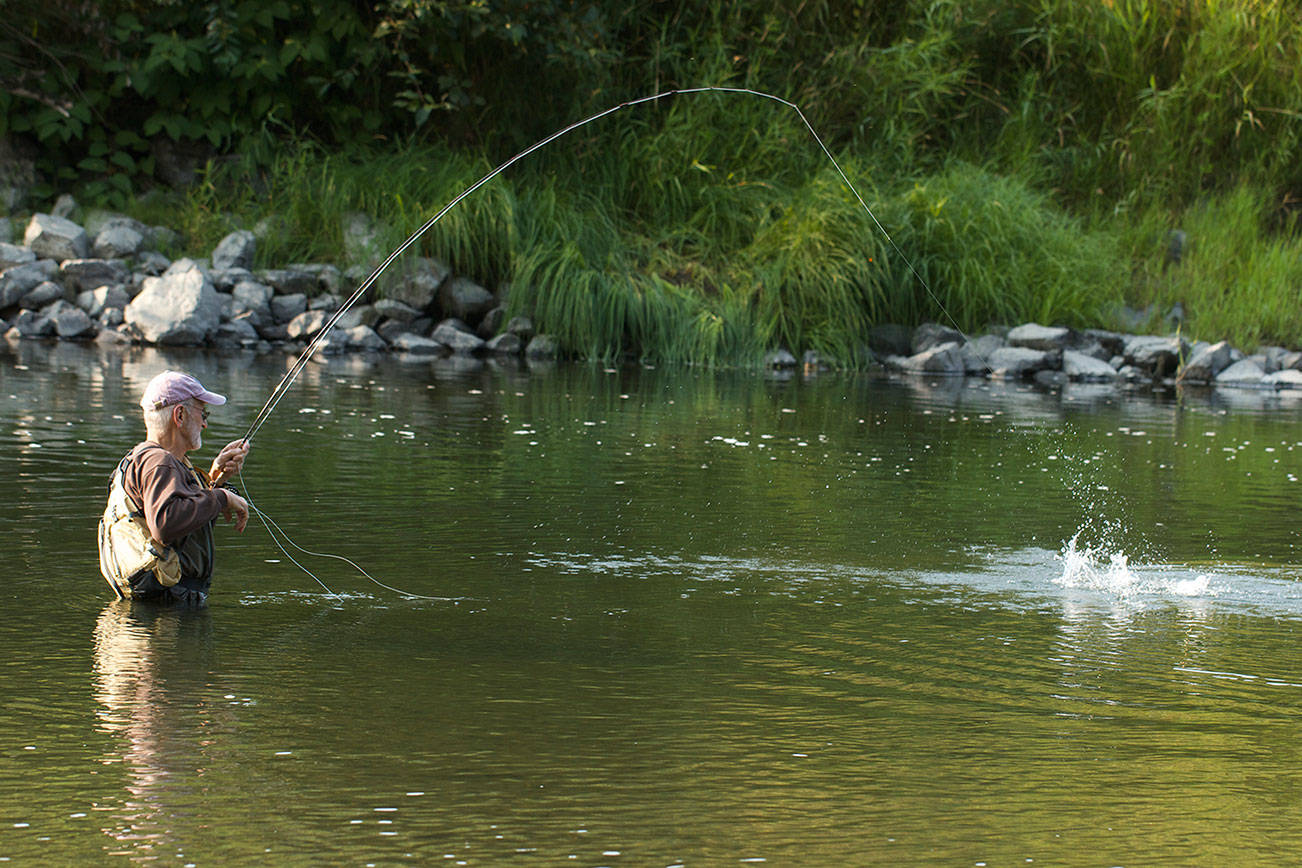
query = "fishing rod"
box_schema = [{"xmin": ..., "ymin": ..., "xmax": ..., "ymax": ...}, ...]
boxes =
[{"xmin": 241, "ymin": 85, "xmax": 969, "ymax": 444}]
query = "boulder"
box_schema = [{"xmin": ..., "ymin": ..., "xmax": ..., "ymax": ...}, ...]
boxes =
[
  {"xmin": 286, "ymin": 309, "xmax": 330, "ymax": 340},
  {"xmin": 439, "ymin": 276, "xmax": 494, "ymax": 322},
  {"xmin": 290, "ymin": 263, "xmax": 343, "ymax": 296},
  {"xmin": 92, "ymin": 224, "xmax": 144, "ymax": 259},
  {"xmin": 209, "ymin": 267, "xmax": 255, "ymax": 292},
  {"xmin": 505, "ymin": 315, "xmax": 535, "ymax": 339},
  {"xmin": 59, "ymin": 258, "xmax": 130, "ymax": 293},
  {"xmin": 0, "ymin": 242, "xmax": 35, "ymax": 271},
  {"xmin": 911, "ymin": 322, "xmax": 964, "ymax": 355},
  {"xmin": 1082, "ymin": 328, "xmax": 1126, "ymax": 358},
  {"xmin": 212, "ymin": 319, "xmax": 260, "ymax": 347},
  {"xmin": 902, "ymin": 341, "xmax": 965, "ymax": 375},
  {"xmin": 125, "ymin": 261, "xmax": 221, "ymax": 344},
  {"xmin": 1007, "ymin": 322, "xmax": 1072, "ymax": 351},
  {"xmin": 20, "ymin": 281, "xmax": 66, "ymax": 310},
  {"xmin": 232, "ymin": 280, "xmax": 275, "ymax": 320},
  {"xmin": 478, "ymin": 306, "xmax": 505, "ymax": 338},
  {"xmin": 270, "ymin": 293, "xmax": 308, "ymax": 323},
  {"xmin": 1124, "ymin": 335, "xmax": 1188, "ymax": 378},
  {"xmin": 98, "ymin": 306, "xmax": 125, "ymax": 328},
  {"xmin": 135, "ymin": 250, "xmax": 171, "ymax": 275},
  {"xmin": 385, "ymin": 257, "xmax": 448, "ymax": 311},
  {"xmin": 1216, "ymin": 358, "xmax": 1267, "ymax": 388},
  {"xmin": 764, "ymin": 348, "xmax": 798, "ymax": 368},
  {"xmin": 987, "ymin": 346, "xmax": 1059, "ymax": 378},
  {"xmin": 1178, "ymin": 340, "xmax": 1234, "ymax": 383},
  {"xmin": 1264, "ymin": 370, "xmax": 1302, "ymax": 390},
  {"xmin": 258, "ymin": 268, "xmax": 318, "ymax": 296},
  {"xmin": 526, "ymin": 334, "xmax": 560, "ymax": 360},
  {"xmin": 309, "ymin": 292, "xmax": 342, "ymax": 311},
  {"xmin": 212, "ymin": 230, "xmax": 256, "ymax": 270},
  {"xmin": 345, "ymin": 324, "xmax": 387, "ymax": 351},
  {"xmin": 95, "ymin": 326, "xmax": 131, "ymax": 345},
  {"xmin": 0, "ymin": 259, "xmax": 59, "ymax": 307},
  {"xmin": 76, "ymin": 284, "xmax": 131, "ymax": 318},
  {"xmin": 960, "ymin": 334, "xmax": 1006, "ymax": 374},
  {"xmin": 11, "ymin": 308, "xmax": 53, "ymax": 337},
  {"xmin": 868, "ymin": 323, "xmax": 912, "ymax": 357},
  {"xmin": 374, "ymin": 298, "xmax": 421, "ymax": 323},
  {"xmin": 48, "ymin": 301, "xmax": 96, "ymax": 338},
  {"xmin": 24, "ymin": 214, "xmax": 89, "ymax": 262},
  {"xmin": 391, "ymin": 332, "xmax": 446, "ymax": 355},
  {"xmin": 51, "ymin": 194, "xmax": 77, "ymax": 219},
  {"xmin": 486, "ymin": 332, "xmax": 522, "ymax": 355},
  {"xmin": 1063, "ymin": 350, "xmax": 1120, "ymax": 382},
  {"xmin": 432, "ymin": 320, "xmax": 486, "ymax": 354}
]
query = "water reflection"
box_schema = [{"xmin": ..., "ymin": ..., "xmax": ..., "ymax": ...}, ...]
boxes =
[{"xmin": 92, "ymin": 601, "xmax": 215, "ymax": 862}]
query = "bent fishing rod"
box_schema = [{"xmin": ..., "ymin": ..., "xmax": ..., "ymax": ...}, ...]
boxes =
[{"xmin": 239, "ymin": 85, "xmax": 967, "ymax": 444}]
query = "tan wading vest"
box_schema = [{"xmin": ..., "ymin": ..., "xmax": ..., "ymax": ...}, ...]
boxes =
[{"xmin": 98, "ymin": 448, "xmax": 182, "ymax": 597}]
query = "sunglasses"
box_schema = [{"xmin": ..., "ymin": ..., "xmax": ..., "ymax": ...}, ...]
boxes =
[{"xmin": 179, "ymin": 403, "xmax": 210, "ymax": 422}]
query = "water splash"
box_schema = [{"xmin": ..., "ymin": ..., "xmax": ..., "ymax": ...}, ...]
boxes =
[{"xmin": 1055, "ymin": 531, "xmax": 1213, "ymax": 598}]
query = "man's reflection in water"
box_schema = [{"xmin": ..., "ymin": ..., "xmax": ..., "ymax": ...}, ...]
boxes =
[{"xmin": 92, "ymin": 599, "xmax": 216, "ymax": 861}]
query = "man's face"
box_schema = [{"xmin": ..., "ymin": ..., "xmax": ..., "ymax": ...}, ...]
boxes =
[{"xmin": 174, "ymin": 399, "xmax": 208, "ymax": 452}]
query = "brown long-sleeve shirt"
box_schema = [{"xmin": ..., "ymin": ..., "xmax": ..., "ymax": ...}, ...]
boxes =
[{"xmin": 123, "ymin": 442, "xmax": 229, "ymax": 545}]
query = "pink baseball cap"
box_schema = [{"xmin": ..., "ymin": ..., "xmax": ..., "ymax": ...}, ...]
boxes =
[{"xmin": 140, "ymin": 370, "xmax": 227, "ymax": 410}]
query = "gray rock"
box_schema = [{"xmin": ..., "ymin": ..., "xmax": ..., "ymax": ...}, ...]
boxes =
[
  {"xmin": 350, "ymin": 304, "xmax": 379, "ymax": 328},
  {"xmin": 20, "ymin": 281, "xmax": 67, "ymax": 310},
  {"xmin": 506, "ymin": 316, "xmax": 535, "ymax": 339},
  {"xmin": 92, "ymin": 224, "xmax": 145, "ymax": 259},
  {"xmin": 330, "ymin": 309, "xmax": 363, "ymax": 331},
  {"xmin": 1082, "ymin": 329, "xmax": 1126, "ymax": 357},
  {"xmin": 1178, "ymin": 340, "xmax": 1234, "ymax": 382},
  {"xmin": 868, "ymin": 323, "xmax": 912, "ymax": 357},
  {"xmin": 1007, "ymin": 322, "xmax": 1072, "ymax": 351},
  {"xmin": 270, "ymin": 293, "xmax": 308, "ymax": 323},
  {"xmin": 1260, "ymin": 346, "xmax": 1288, "ymax": 372},
  {"xmin": 209, "ymin": 267, "xmax": 255, "ymax": 293},
  {"xmin": 386, "ymin": 257, "xmax": 448, "ymax": 311},
  {"xmin": 49, "ymin": 301, "xmax": 95, "ymax": 338},
  {"xmin": 987, "ymin": 346, "xmax": 1059, "ymax": 378},
  {"xmin": 124, "ymin": 261, "xmax": 221, "ymax": 345},
  {"xmin": 439, "ymin": 276, "xmax": 494, "ymax": 322},
  {"xmin": 1124, "ymin": 335, "xmax": 1188, "ymax": 378},
  {"xmin": 479, "ymin": 305, "xmax": 505, "ymax": 338},
  {"xmin": 286, "ymin": 309, "xmax": 330, "ymax": 340},
  {"xmin": 486, "ymin": 332, "xmax": 522, "ymax": 355},
  {"xmin": 212, "ymin": 230, "xmax": 257, "ymax": 270},
  {"xmin": 135, "ymin": 250, "xmax": 171, "ymax": 276},
  {"xmin": 51, "ymin": 194, "xmax": 77, "ymax": 219},
  {"xmin": 432, "ymin": 320, "xmax": 486, "ymax": 354},
  {"xmin": 83, "ymin": 210, "xmax": 146, "ymax": 239},
  {"xmin": 0, "ymin": 217, "xmax": 9, "ymax": 243},
  {"xmin": 1216, "ymin": 358, "xmax": 1267, "ymax": 388},
  {"xmin": 911, "ymin": 322, "xmax": 964, "ymax": 355},
  {"xmin": 24, "ymin": 214, "xmax": 89, "ymax": 262},
  {"xmin": 98, "ymin": 307, "xmax": 125, "ymax": 328},
  {"xmin": 257, "ymin": 322, "xmax": 290, "ymax": 342},
  {"xmin": 0, "ymin": 242, "xmax": 35, "ymax": 271},
  {"xmin": 95, "ymin": 326, "xmax": 131, "ymax": 345},
  {"xmin": 290, "ymin": 263, "xmax": 342, "ymax": 296},
  {"xmin": 232, "ymin": 280, "xmax": 275, "ymax": 320},
  {"xmin": 1282, "ymin": 351, "xmax": 1302, "ymax": 372},
  {"xmin": 374, "ymin": 298, "xmax": 421, "ymax": 323},
  {"xmin": 345, "ymin": 324, "xmax": 387, "ymax": 351},
  {"xmin": 213, "ymin": 319, "xmax": 260, "ymax": 346},
  {"xmin": 526, "ymin": 335, "xmax": 560, "ymax": 360},
  {"xmin": 960, "ymin": 334, "xmax": 1006, "ymax": 374},
  {"xmin": 391, "ymin": 332, "xmax": 446, "ymax": 355},
  {"xmin": 309, "ymin": 292, "xmax": 342, "ymax": 311},
  {"xmin": 59, "ymin": 258, "xmax": 130, "ymax": 293},
  {"xmin": 1063, "ymin": 350, "xmax": 1120, "ymax": 382},
  {"xmin": 1264, "ymin": 369, "xmax": 1302, "ymax": 390},
  {"xmin": 258, "ymin": 268, "xmax": 317, "ymax": 296},
  {"xmin": 764, "ymin": 348, "xmax": 798, "ymax": 368},
  {"xmin": 0, "ymin": 259, "xmax": 59, "ymax": 307},
  {"xmin": 902, "ymin": 341, "xmax": 965, "ymax": 375},
  {"xmin": 11, "ymin": 308, "xmax": 53, "ymax": 337}
]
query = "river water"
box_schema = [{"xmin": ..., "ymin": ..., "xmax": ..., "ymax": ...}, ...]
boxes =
[{"xmin": 4, "ymin": 340, "xmax": 1302, "ymax": 865}]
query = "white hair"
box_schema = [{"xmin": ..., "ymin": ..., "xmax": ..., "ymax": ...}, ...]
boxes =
[{"xmin": 143, "ymin": 404, "xmax": 174, "ymax": 438}]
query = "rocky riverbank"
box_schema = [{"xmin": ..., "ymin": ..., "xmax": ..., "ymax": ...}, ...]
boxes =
[{"xmin": 1, "ymin": 206, "xmax": 1298, "ymax": 391}]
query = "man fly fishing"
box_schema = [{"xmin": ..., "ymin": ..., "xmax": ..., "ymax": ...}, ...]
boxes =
[{"xmin": 98, "ymin": 371, "xmax": 251, "ymax": 606}]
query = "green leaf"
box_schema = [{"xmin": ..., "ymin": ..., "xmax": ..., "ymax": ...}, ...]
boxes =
[
  {"xmin": 110, "ymin": 151, "xmax": 136, "ymax": 171},
  {"xmin": 77, "ymin": 156, "xmax": 109, "ymax": 173}
]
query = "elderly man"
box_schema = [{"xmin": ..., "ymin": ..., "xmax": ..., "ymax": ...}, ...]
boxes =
[{"xmin": 98, "ymin": 371, "xmax": 251, "ymax": 605}]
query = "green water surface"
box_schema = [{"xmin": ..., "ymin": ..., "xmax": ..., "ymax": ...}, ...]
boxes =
[{"xmin": 4, "ymin": 341, "xmax": 1302, "ymax": 866}]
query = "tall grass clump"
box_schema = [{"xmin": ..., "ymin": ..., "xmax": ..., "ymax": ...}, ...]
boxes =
[
  {"xmin": 1123, "ymin": 187, "xmax": 1302, "ymax": 350},
  {"xmin": 880, "ymin": 163, "xmax": 1123, "ymax": 329}
]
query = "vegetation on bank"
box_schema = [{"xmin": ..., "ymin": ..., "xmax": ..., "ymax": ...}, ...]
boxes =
[{"xmin": 5, "ymin": 0, "xmax": 1302, "ymax": 363}]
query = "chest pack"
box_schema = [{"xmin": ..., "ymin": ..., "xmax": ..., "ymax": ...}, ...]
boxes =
[{"xmin": 97, "ymin": 446, "xmax": 182, "ymax": 597}]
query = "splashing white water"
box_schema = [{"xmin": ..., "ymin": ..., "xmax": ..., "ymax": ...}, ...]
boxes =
[{"xmin": 1055, "ymin": 532, "xmax": 1212, "ymax": 598}]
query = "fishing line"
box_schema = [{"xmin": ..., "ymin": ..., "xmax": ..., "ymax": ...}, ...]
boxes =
[{"xmin": 238, "ymin": 85, "xmax": 977, "ymax": 598}]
